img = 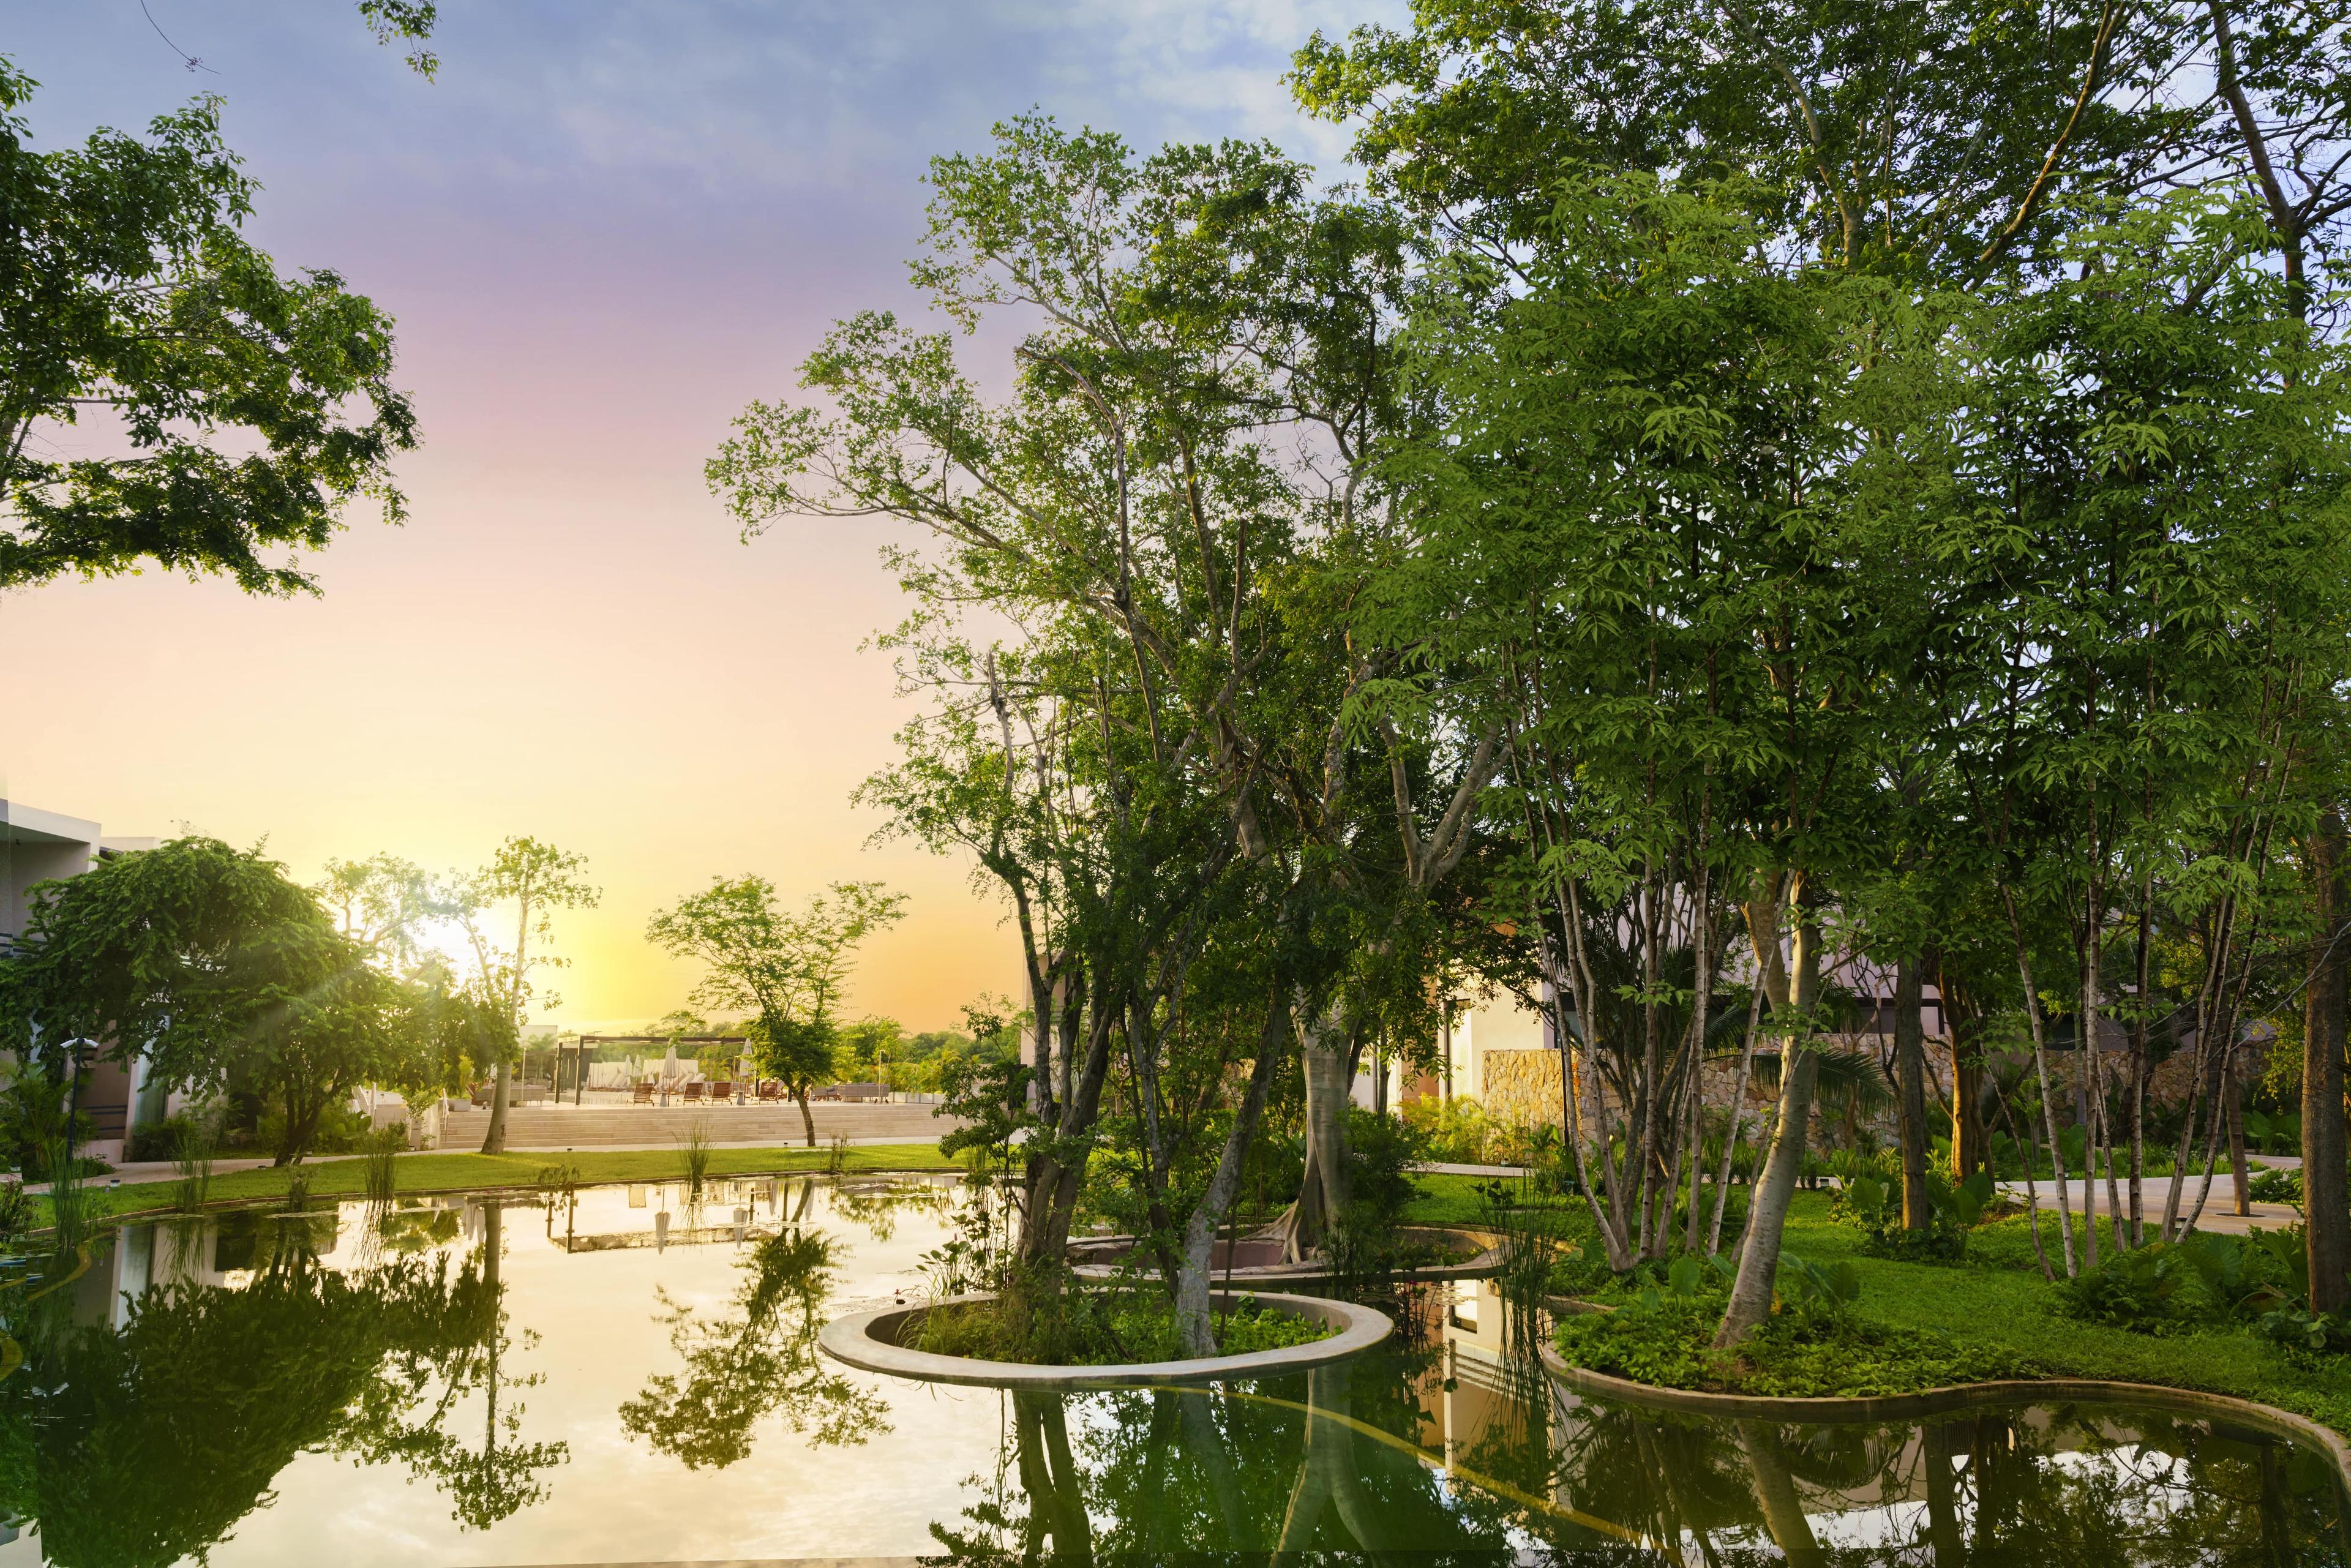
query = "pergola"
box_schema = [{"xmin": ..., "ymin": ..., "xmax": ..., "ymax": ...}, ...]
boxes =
[{"xmin": 550, "ymin": 1035, "xmax": 751, "ymax": 1105}]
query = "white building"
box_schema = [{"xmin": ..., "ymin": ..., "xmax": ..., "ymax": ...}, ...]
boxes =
[{"xmin": 2, "ymin": 797, "xmax": 161, "ymax": 1163}]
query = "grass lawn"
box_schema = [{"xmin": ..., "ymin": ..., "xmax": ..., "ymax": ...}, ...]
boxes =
[
  {"xmin": 52, "ymin": 1141, "xmax": 963, "ymax": 1227},
  {"xmin": 1407, "ymin": 1174, "xmax": 2351, "ymax": 1435}
]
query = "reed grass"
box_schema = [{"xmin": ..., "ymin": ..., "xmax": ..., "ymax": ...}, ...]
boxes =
[
  {"xmin": 43, "ymin": 1141, "xmax": 86, "ymax": 1259},
  {"xmin": 680, "ymin": 1121, "xmax": 713, "ymax": 1198},
  {"xmin": 171, "ymin": 1119, "xmax": 217, "ymax": 1215},
  {"xmin": 361, "ymin": 1126, "xmax": 402, "ymax": 1207}
]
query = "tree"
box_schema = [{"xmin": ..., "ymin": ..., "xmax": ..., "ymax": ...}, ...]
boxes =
[
  {"xmin": 645, "ymin": 877, "xmax": 905, "ymax": 1145},
  {"xmin": 0, "ymin": 836, "xmax": 412, "ymax": 1164},
  {"xmin": 441, "ymin": 838, "xmax": 599, "ymax": 1155},
  {"xmin": 0, "ymin": 61, "xmax": 416, "ymax": 597}
]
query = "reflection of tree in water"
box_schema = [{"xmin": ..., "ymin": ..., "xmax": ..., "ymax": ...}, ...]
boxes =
[
  {"xmin": 928, "ymin": 1360, "xmax": 1528, "ymax": 1564},
  {"xmin": 377, "ymin": 1202, "xmax": 462, "ymax": 1255},
  {"xmin": 1542, "ymin": 1392, "xmax": 2350, "ymax": 1566},
  {"xmin": 824, "ymin": 1176, "xmax": 952, "ymax": 1242},
  {"xmin": 0, "ymin": 1201, "xmax": 565, "ymax": 1568},
  {"xmin": 620, "ymin": 1223, "xmax": 889, "ymax": 1468},
  {"xmin": 347, "ymin": 1201, "xmax": 568, "ymax": 1531}
]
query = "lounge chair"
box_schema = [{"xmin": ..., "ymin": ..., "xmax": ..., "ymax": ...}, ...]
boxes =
[
  {"xmin": 709, "ymin": 1081, "xmax": 733, "ymax": 1103},
  {"xmin": 683, "ymin": 1081, "xmax": 705, "ymax": 1103},
  {"xmin": 757, "ymin": 1080, "xmax": 783, "ymax": 1101},
  {"xmin": 632, "ymin": 1081, "xmax": 654, "ymax": 1105}
]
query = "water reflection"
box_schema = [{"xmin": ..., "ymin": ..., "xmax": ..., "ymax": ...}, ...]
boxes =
[
  {"xmin": 619, "ymin": 1222, "xmax": 887, "ymax": 1467},
  {"xmin": 0, "ymin": 1199, "xmax": 564, "ymax": 1567},
  {"xmin": 0, "ymin": 1184, "xmax": 2342, "ymax": 1566},
  {"xmin": 929, "ymin": 1283, "xmax": 2351, "ymax": 1566}
]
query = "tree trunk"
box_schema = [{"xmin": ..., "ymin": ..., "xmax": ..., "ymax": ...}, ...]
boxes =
[
  {"xmin": 1941, "ymin": 961, "xmax": 1990, "ymax": 1183},
  {"xmin": 796, "ymin": 1087, "xmax": 816, "ymax": 1148},
  {"xmin": 1708, "ymin": 977, "xmax": 1768, "ymax": 1256},
  {"xmin": 1015, "ymin": 1001, "xmax": 1118, "ymax": 1274},
  {"xmin": 2226, "ymin": 1060, "xmax": 2251, "ymax": 1218},
  {"xmin": 2306, "ymin": 811, "xmax": 2350, "ymax": 1314},
  {"xmin": 1173, "ymin": 1010, "xmax": 1286, "ymax": 1354},
  {"xmin": 1715, "ymin": 890, "xmax": 1821, "ymax": 1348},
  {"xmin": 479, "ymin": 1057, "xmax": 511, "ymax": 1155},
  {"xmin": 1893, "ymin": 955, "xmax": 1930, "ymax": 1232},
  {"xmin": 1269, "ymin": 1003, "xmax": 1352, "ymax": 1264},
  {"xmin": 2004, "ymin": 888, "xmax": 2077, "ymax": 1275}
]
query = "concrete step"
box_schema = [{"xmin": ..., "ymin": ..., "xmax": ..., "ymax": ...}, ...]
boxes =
[{"xmin": 435, "ymin": 1100, "xmax": 959, "ymax": 1150}]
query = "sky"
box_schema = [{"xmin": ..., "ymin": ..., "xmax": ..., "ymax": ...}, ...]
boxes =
[{"xmin": 1, "ymin": 0, "xmax": 1397, "ymax": 1030}]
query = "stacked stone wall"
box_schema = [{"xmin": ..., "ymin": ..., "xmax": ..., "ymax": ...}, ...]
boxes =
[{"xmin": 1464, "ymin": 1034, "xmax": 2280, "ymax": 1150}]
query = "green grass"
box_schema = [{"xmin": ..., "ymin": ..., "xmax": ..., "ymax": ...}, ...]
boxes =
[
  {"xmin": 1401, "ymin": 1173, "xmax": 1592, "ymax": 1232},
  {"xmin": 52, "ymin": 1142, "xmax": 962, "ymax": 1227},
  {"xmin": 1498, "ymin": 1177, "xmax": 2351, "ymax": 1435}
]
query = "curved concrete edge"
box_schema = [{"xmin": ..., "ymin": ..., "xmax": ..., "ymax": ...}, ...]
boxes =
[
  {"xmin": 819, "ymin": 1289, "xmax": 1392, "ymax": 1389},
  {"xmin": 1070, "ymin": 1226, "xmax": 1504, "ymax": 1287},
  {"xmin": 1539, "ymin": 1342, "xmax": 2351, "ymax": 1492}
]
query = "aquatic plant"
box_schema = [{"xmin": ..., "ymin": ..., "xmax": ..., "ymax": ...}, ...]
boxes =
[
  {"xmin": 171, "ymin": 1116, "xmax": 219, "ymax": 1215},
  {"xmin": 362, "ymin": 1125, "xmax": 403, "ymax": 1207},
  {"xmin": 680, "ymin": 1121, "xmax": 713, "ymax": 1199}
]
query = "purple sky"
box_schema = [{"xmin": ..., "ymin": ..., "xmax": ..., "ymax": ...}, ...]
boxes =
[{"xmin": 2, "ymin": 0, "xmax": 1394, "ymax": 1028}]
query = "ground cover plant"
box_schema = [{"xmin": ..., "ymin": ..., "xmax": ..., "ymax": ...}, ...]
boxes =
[
  {"xmin": 912, "ymin": 1289, "xmax": 1334, "ymax": 1366},
  {"xmin": 1436, "ymin": 1175, "xmax": 2351, "ymax": 1436}
]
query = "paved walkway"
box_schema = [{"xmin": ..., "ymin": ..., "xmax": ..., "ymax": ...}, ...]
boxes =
[{"xmin": 1996, "ymin": 1173, "xmax": 2299, "ymax": 1237}]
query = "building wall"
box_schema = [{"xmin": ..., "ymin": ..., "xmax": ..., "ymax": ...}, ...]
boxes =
[{"xmin": 2, "ymin": 800, "xmax": 163, "ymax": 1165}]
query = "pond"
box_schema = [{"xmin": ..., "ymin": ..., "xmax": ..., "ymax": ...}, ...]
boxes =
[{"xmin": 4, "ymin": 1175, "xmax": 2345, "ymax": 1565}]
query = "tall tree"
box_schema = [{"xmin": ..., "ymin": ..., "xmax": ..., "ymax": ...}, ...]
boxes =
[
  {"xmin": 444, "ymin": 838, "xmax": 598, "ymax": 1156},
  {"xmin": 0, "ymin": 61, "xmax": 416, "ymax": 597},
  {"xmin": 645, "ymin": 877, "xmax": 905, "ymax": 1145},
  {"xmin": 0, "ymin": 836, "xmax": 411, "ymax": 1164}
]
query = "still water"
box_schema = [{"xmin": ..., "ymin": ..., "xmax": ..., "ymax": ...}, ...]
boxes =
[{"xmin": 5, "ymin": 1176, "xmax": 2345, "ymax": 1565}]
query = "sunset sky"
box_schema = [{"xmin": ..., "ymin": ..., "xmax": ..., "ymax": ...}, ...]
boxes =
[{"xmin": 2, "ymin": 0, "xmax": 1389, "ymax": 1030}]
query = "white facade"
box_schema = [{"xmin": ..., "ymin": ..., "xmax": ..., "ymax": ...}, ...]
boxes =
[{"xmin": 2, "ymin": 797, "xmax": 162, "ymax": 1163}]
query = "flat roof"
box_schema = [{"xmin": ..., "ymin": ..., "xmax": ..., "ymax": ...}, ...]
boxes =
[{"xmin": 0, "ymin": 800, "xmax": 102, "ymax": 848}]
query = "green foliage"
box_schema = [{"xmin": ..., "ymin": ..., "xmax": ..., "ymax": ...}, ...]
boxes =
[
  {"xmin": 618, "ymin": 1228, "xmax": 887, "ymax": 1468},
  {"xmin": 1829, "ymin": 1153, "xmax": 1995, "ymax": 1261},
  {"xmin": 1401, "ymin": 1096, "xmax": 1492, "ymax": 1163},
  {"xmin": 647, "ymin": 877, "xmax": 904, "ymax": 1106},
  {"xmin": 0, "ymin": 838, "xmax": 443, "ymax": 1166},
  {"xmin": 1555, "ymin": 1294, "xmax": 2027, "ymax": 1400},
  {"xmin": 679, "ymin": 1122, "xmax": 713, "ymax": 1199},
  {"xmin": 2050, "ymin": 1228, "xmax": 2322, "ymax": 1351},
  {"xmin": 0, "ymin": 1063, "xmax": 89, "ymax": 1179},
  {"xmin": 2053, "ymin": 1244, "xmax": 2197, "ymax": 1330},
  {"xmin": 0, "ymin": 61, "xmax": 416, "ymax": 595},
  {"xmin": 364, "ymin": 1126, "xmax": 405, "ymax": 1206},
  {"xmin": 2249, "ymin": 1165, "xmax": 2305, "ymax": 1204},
  {"xmin": 915, "ymin": 1290, "xmax": 1333, "ymax": 1366}
]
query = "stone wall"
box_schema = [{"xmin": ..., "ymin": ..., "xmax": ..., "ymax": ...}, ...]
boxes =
[{"xmin": 1465, "ymin": 1035, "xmax": 2276, "ymax": 1149}]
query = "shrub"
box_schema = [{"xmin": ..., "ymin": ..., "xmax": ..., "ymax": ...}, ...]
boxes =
[
  {"xmin": 1828, "ymin": 1152, "xmax": 1993, "ymax": 1262},
  {"xmin": 2055, "ymin": 1244, "xmax": 2193, "ymax": 1330},
  {"xmin": 2249, "ymin": 1166, "xmax": 2303, "ymax": 1205},
  {"xmin": 126, "ymin": 1116, "xmax": 195, "ymax": 1163},
  {"xmin": 2055, "ymin": 1229, "xmax": 2314, "ymax": 1335},
  {"xmin": 244, "ymin": 1101, "xmax": 372, "ymax": 1160},
  {"xmin": 915, "ymin": 1289, "xmax": 1332, "ymax": 1365},
  {"xmin": 1401, "ymin": 1096, "xmax": 1490, "ymax": 1163}
]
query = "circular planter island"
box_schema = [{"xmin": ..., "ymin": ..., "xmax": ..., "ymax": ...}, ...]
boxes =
[
  {"xmin": 1065, "ymin": 1225, "xmax": 1505, "ymax": 1288},
  {"xmin": 1537, "ymin": 1332, "xmax": 2351, "ymax": 1491},
  {"xmin": 819, "ymin": 1289, "xmax": 1392, "ymax": 1389}
]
